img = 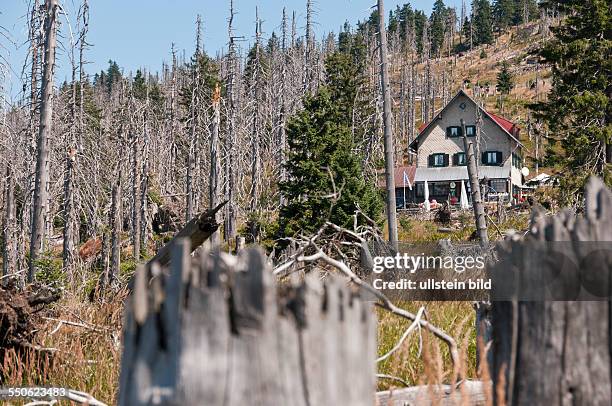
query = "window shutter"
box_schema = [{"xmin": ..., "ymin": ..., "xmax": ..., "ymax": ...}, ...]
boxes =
[
  {"xmin": 481, "ymin": 152, "xmax": 487, "ymax": 165},
  {"xmin": 428, "ymin": 154, "xmax": 434, "ymax": 167},
  {"xmin": 458, "ymin": 126, "xmax": 463, "ymax": 137},
  {"xmin": 496, "ymin": 151, "xmax": 503, "ymax": 165},
  {"xmin": 452, "ymin": 153, "xmax": 458, "ymax": 166},
  {"xmin": 443, "ymin": 154, "xmax": 450, "ymax": 167},
  {"xmin": 446, "ymin": 127, "xmax": 451, "ymax": 137}
]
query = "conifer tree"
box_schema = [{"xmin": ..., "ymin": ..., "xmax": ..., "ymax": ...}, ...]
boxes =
[
  {"xmin": 534, "ymin": 0, "xmax": 611, "ymax": 202},
  {"xmin": 514, "ymin": 0, "xmax": 539, "ymax": 25},
  {"xmin": 473, "ymin": 0, "xmax": 494, "ymax": 45},
  {"xmin": 493, "ymin": 0, "xmax": 516, "ymax": 30},
  {"xmin": 496, "ymin": 61, "xmax": 514, "ymax": 112},
  {"xmin": 278, "ymin": 50, "xmax": 382, "ymax": 238},
  {"xmin": 430, "ymin": 0, "xmax": 447, "ymax": 57}
]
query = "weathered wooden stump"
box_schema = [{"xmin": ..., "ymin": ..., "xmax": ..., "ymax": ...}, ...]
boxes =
[
  {"xmin": 119, "ymin": 239, "xmax": 376, "ymax": 405},
  {"xmin": 491, "ymin": 178, "xmax": 612, "ymax": 405}
]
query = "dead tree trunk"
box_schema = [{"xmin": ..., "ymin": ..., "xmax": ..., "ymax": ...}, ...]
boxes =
[
  {"xmin": 277, "ymin": 7, "xmax": 288, "ymax": 205},
  {"xmin": 139, "ymin": 84, "xmax": 150, "ymax": 255},
  {"xmin": 109, "ymin": 176, "xmax": 121, "ymax": 284},
  {"xmin": 461, "ymin": 119, "xmax": 488, "ymax": 245},
  {"xmin": 377, "ymin": 0, "xmax": 398, "ymax": 251},
  {"xmin": 491, "ymin": 178, "xmax": 612, "ymax": 406},
  {"xmin": 224, "ymin": 1, "xmax": 238, "ymax": 242},
  {"xmin": 62, "ymin": 38, "xmax": 78, "ymax": 276},
  {"xmin": 249, "ymin": 9, "xmax": 262, "ymax": 213},
  {"xmin": 2, "ymin": 165, "xmax": 16, "ymax": 279},
  {"xmin": 119, "ymin": 242, "xmax": 376, "ymax": 406},
  {"xmin": 186, "ymin": 16, "xmax": 202, "ymax": 223},
  {"xmin": 29, "ymin": 0, "xmax": 58, "ymax": 281},
  {"xmin": 131, "ymin": 127, "xmax": 141, "ymax": 260},
  {"xmin": 22, "ymin": 0, "xmax": 41, "ymax": 278},
  {"xmin": 209, "ymin": 85, "xmax": 221, "ymax": 246}
]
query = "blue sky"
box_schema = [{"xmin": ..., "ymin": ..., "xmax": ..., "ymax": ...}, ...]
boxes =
[{"xmin": 1, "ymin": 0, "xmax": 459, "ymax": 100}]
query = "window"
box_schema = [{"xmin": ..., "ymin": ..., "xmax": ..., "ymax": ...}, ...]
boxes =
[
  {"xmin": 466, "ymin": 125, "xmax": 477, "ymax": 137},
  {"xmin": 453, "ymin": 152, "xmax": 467, "ymax": 166},
  {"xmin": 446, "ymin": 126, "xmax": 462, "ymax": 138},
  {"xmin": 482, "ymin": 151, "xmax": 503, "ymax": 166},
  {"xmin": 428, "ymin": 153, "xmax": 449, "ymax": 167},
  {"xmin": 512, "ymin": 152, "xmax": 522, "ymax": 168},
  {"xmin": 416, "ymin": 183, "xmax": 424, "ymax": 197},
  {"xmin": 489, "ymin": 179, "xmax": 508, "ymax": 193},
  {"xmin": 432, "ymin": 183, "xmax": 450, "ymax": 196}
]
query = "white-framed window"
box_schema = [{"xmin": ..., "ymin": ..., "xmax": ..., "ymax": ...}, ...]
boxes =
[
  {"xmin": 447, "ymin": 126, "xmax": 462, "ymax": 137},
  {"xmin": 482, "ymin": 151, "xmax": 502, "ymax": 166},
  {"xmin": 429, "ymin": 153, "xmax": 448, "ymax": 167},
  {"xmin": 454, "ymin": 152, "xmax": 467, "ymax": 166}
]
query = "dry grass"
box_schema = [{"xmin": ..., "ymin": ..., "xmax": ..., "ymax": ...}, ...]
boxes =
[
  {"xmin": 1, "ymin": 288, "xmax": 127, "ymax": 405},
  {"xmin": 376, "ymin": 301, "xmax": 477, "ymax": 391}
]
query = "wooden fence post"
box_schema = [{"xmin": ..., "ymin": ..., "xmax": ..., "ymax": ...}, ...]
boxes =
[
  {"xmin": 491, "ymin": 177, "xmax": 612, "ymax": 405},
  {"xmin": 119, "ymin": 239, "xmax": 376, "ymax": 405}
]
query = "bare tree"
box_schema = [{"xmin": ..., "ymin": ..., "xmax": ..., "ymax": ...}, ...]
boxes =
[
  {"xmin": 209, "ymin": 83, "xmax": 221, "ymax": 245},
  {"xmin": 377, "ymin": 0, "xmax": 398, "ymax": 250},
  {"xmin": 186, "ymin": 16, "xmax": 202, "ymax": 222},
  {"xmin": 2, "ymin": 165, "xmax": 16, "ymax": 278},
  {"xmin": 224, "ymin": 0, "xmax": 238, "ymax": 242},
  {"xmin": 249, "ymin": 8, "xmax": 262, "ymax": 213},
  {"xmin": 29, "ymin": 0, "xmax": 58, "ymax": 281}
]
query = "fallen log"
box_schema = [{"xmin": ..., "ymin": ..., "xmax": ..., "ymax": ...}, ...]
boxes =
[
  {"xmin": 146, "ymin": 202, "xmax": 226, "ymax": 268},
  {"xmin": 375, "ymin": 380, "xmax": 489, "ymax": 406}
]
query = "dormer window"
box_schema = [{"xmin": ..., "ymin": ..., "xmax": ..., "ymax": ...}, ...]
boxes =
[
  {"xmin": 446, "ymin": 126, "xmax": 462, "ymax": 138},
  {"xmin": 465, "ymin": 125, "xmax": 477, "ymax": 137}
]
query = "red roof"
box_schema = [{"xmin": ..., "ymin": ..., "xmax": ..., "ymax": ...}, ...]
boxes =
[
  {"xmin": 487, "ymin": 112, "xmax": 518, "ymax": 135},
  {"xmin": 417, "ymin": 121, "xmax": 429, "ymax": 133},
  {"xmin": 377, "ymin": 165, "xmax": 416, "ymax": 188},
  {"xmin": 393, "ymin": 165, "xmax": 416, "ymax": 187}
]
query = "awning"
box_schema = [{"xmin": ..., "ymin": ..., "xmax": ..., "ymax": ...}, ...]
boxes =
[{"xmin": 414, "ymin": 166, "xmax": 510, "ymax": 182}]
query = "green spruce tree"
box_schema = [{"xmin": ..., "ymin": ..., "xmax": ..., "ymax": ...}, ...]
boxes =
[
  {"xmin": 513, "ymin": 0, "xmax": 539, "ymax": 25},
  {"xmin": 278, "ymin": 47, "xmax": 382, "ymax": 238},
  {"xmin": 473, "ymin": 0, "xmax": 494, "ymax": 45},
  {"xmin": 430, "ymin": 0, "xmax": 448, "ymax": 57},
  {"xmin": 496, "ymin": 61, "xmax": 514, "ymax": 112},
  {"xmin": 534, "ymin": 0, "xmax": 611, "ymax": 202},
  {"xmin": 493, "ymin": 0, "xmax": 516, "ymax": 30},
  {"xmin": 132, "ymin": 69, "xmax": 147, "ymax": 101}
]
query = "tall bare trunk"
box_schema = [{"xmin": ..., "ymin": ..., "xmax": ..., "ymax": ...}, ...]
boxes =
[
  {"xmin": 29, "ymin": 0, "xmax": 58, "ymax": 281},
  {"xmin": 377, "ymin": 0, "xmax": 398, "ymax": 250},
  {"xmin": 140, "ymin": 88, "xmax": 149, "ymax": 255},
  {"xmin": 461, "ymin": 119, "xmax": 488, "ymax": 245},
  {"xmin": 278, "ymin": 8, "xmax": 288, "ymax": 205},
  {"xmin": 209, "ymin": 84, "xmax": 221, "ymax": 245},
  {"xmin": 224, "ymin": 1, "xmax": 237, "ymax": 242},
  {"xmin": 131, "ymin": 128, "xmax": 141, "ymax": 260},
  {"xmin": 186, "ymin": 18, "xmax": 202, "ymax": 223},
  {"xmin": 110, "ymin": 175, "xmax": 121, "ymax": 283},
  {"xmin": 2, "ymin": 165, "xmax": 16, "ymax": 279},
  {"xmin": 249, "ymin": 9, "xmax": 261, "ymax": 213}
]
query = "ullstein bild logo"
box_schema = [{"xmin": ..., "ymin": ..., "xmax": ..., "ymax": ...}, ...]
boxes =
[{"xmin": 366, "ymin": 241, "xmax": 612, "ymax": 302}]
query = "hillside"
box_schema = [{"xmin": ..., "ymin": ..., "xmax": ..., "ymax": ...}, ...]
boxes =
[{"xmin": 409, "ymin": 21, "xmax": 554, "ymax": 174}]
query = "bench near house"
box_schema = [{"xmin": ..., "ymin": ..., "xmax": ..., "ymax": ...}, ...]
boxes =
[{"xmin": 405, "ymin": 90, "xmax": 526, "ymax": 205}]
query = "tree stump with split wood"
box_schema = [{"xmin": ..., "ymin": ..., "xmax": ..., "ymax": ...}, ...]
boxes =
[
  {"xmin": 491, "ymin": 178, "xmax": 612, "ymax": 405},
  {"xmin": 118, "ymin": 239, "xmax": 377, "ymax": 405}
]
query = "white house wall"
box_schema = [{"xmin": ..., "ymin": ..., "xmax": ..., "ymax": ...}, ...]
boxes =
[
  {"xmin": 417, "ymin": 93, "xmax": 512, "ymax": 170},
  {"xmin": 415, "ymin": 92, "xmax": 526, "ymax": 187}
]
